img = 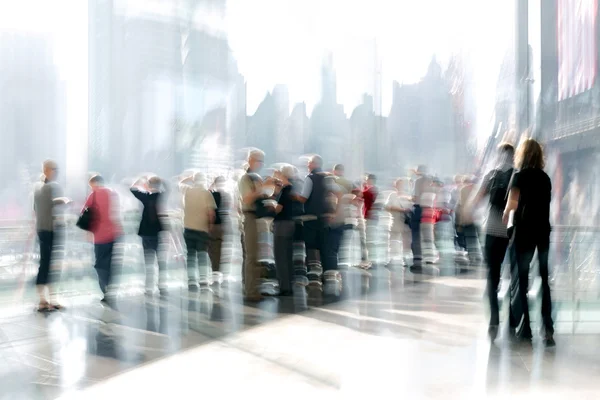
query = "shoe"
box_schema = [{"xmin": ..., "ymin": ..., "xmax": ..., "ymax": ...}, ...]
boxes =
[
  {"xmin": 545, "ymin": 333, "xmax": 556, "ymax": 347},
  {"xmin": 488, "ymin": 325, "xmax": 499, "ymax": 342}
]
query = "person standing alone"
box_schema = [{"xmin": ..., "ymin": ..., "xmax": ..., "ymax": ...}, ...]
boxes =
[{"xmin": 33, "ymin": 160, "xmax": 70, "ymax": 311}]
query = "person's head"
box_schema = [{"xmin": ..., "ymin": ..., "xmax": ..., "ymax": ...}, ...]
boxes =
[
  {"xmin": 515, "ymin": 138, "xmax": 545, "ymax": 170},
  {"xmin": 308, "ymin": 155, "xmax": 323, "ymax": 172},
  {"xmin": 42, "ymin": 160, "xmax": 58, "ymax": 182},
  {"xmin": 148, "ymin": 176, "xmax": 162, "ymax": 191},
  {"xmin": 395, "ymin": 178, "xmax": 408, "ymax": 192},
  {"xmin": 366, "ymin": 174, "xmax": 376, "ymax": 186},
  {"xmin": 213, "ymin": 176, "xmax": 226, "ymax": 190},
  {"xmin": 193, "ymin": 172, "xmax": 206, "ymax": 187},
  {"xmin": 415, "ymin": 165, "xmax": 427, "ymax": 176},
  {"xmin": 280, "ymin": 164, "xmax": 296, "ymax": 182},
  {"xmin": 89, "ymin": 174, "xmax": 105, "ymax": 190},
  {"xmin": 247, "ymin": 149, "xmax": 265, "ymax": 172},
  {"xmin": 333, "ymin": 164, "xmax": 345, "ymax": 177},
  {"xmin": 497, "ymin": 142, "xmax": 515, "ymax": 165}
]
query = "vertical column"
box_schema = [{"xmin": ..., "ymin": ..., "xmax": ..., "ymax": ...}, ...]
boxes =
[{"xmin": 515, "ymin": 0, "xmax": 529, "ymax": 136}]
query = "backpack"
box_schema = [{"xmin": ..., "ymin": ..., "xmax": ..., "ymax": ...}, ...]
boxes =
[{"xmin": 488, "ymin": 168, "xmax": 513, "ymax": 210}]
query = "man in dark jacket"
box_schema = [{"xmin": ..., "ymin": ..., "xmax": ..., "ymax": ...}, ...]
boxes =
[{"xmin": 297, "ymin": 155, "xmax": 338, "ymax": 293}]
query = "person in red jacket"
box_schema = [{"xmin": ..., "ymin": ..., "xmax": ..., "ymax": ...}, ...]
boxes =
[{"xmin": 362, "ymin": 174, "xmax": 379, "ymax": 264}]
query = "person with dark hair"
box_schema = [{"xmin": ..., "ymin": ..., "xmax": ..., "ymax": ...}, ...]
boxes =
[
  {"xmin": 33, "ymin": 160, "xmax": 70, "ymax": 311},
  {"xmin": 83, "ymin": 174, "xmax": 122, "ymax": 302},
  {"xmin": 131, "ymin": 175, "xmax": 168, "ymax": 296},
  {"xmin": 503, "ymin": 138, "xmax": 555, "ymax": 346},
  {"xmin": 471, "ymin": 142, "xmax": 515, "ymax": 341}
]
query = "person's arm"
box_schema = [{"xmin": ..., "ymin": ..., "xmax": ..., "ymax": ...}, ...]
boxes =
[
  {"xmin": 295, "ymin": 177, "xmax": 312, "ymax": 204},
  {"xmin": 239, "ymin": 175, "xmax": 264, "ymax": 206},
  {"xmin": 502, "ymin": 172, "xmax": 520, "ymax": 224},
  {"xmin": 51, "ymin": 184, "xmax": 70, "ymax": 205}
]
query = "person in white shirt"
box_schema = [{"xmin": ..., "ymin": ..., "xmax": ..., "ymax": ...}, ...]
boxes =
[{"xmin": 385, "ymin": 178, "xmax": 413, "ymax": 267}]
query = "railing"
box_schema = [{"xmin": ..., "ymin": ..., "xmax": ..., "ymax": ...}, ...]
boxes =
[{"xmin": 551, "ymin": 116, "xmax": 600, "ymax": 140}]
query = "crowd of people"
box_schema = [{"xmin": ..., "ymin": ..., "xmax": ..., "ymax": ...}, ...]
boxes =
[{"xmin": 31, "ymin": 137, "xmax": 555, "ymax": 346}]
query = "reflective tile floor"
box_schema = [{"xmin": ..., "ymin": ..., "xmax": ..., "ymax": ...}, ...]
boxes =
[{"xmin": 1, "ymin": 269, "xmax": 599, "ymax": 399}]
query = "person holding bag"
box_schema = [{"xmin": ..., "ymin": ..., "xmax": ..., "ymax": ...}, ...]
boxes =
[{"xmin": 79, "ymin": 175, "xmax": 122, "ymax": 303}]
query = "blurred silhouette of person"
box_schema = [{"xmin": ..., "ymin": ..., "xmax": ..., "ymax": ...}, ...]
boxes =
[
  {"xmin": 410, "ymin": 165, "xmax": 431, "ymax": 270},
  {"xmin": 503, "ymin": 139, "xmax": 555, "ymax": 346},
  {"xmin": 238, "ymin": 149, "xmax": 271, "ymax": 301},
  {"xmin": 131, "ymin": 175, "xmax": 168, "ymax": 296},
  {"xmin": 297, "ymin": 155, "xmax": 338, "ymax": 292},
  {"xmin": 471, "ymin": 143, "xmax": 515, "ymax": 341},
  {"xmin": 83, "ymin": 174, "xmax": 122, "ymax": 303},
  {"xmin": 273, "ymin": 164, "xmax": 297, "ymax": 295},
  {"xmin": 386, "ymin": 178, "xmax": 413, "ymax": 267},
  {"xmin": 362, "ymin": 174, "xmax": 379, "ymax": 264},
  {"xmin": 33, "ymin": 160, "xmax": 70, "ymax": 311},
  {"xmin": 458, "ymin": 175, "xmax": 481, "ymax": 268},
  {"xmin": 209, "ymin": 176, "xmax": 230, "ymax": 278},
  {"xmin": 179, "ymin": 172, "xmax": 216, "ymax": 291}
]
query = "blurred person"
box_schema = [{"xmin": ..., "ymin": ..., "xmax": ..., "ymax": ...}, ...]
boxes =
[
  {"xmin": 33, "ymin": 160, "xmax": 70, "ymax": 311},
  {"xmin": 457, "ymin": 175, "xmax": 482, "ymax": 269},
  {"xmin": 332, "ymin": 164, "xmax": 353, "ymax": 193},
  {"xmin": 420, "ymin": 190, "xmax": 439, "ymax": 264},
  {"xmin": 362, "ymin": 174, "xmax": 379, "ymax": 265},
  {"xmin": 433, "ymin": 179, "xmax": 454, "ymax": 266},
  {"xmin": 209, "ymin": 176, "xmax": 231, "ymax": 278},
  {"xmin": 452, "ymin": 175, "xmax": 467, "ymax": 252},
  {"xmin": 296, "ymin": 155, "xmax": 338, "ymax": 291},
  {"xmin": 410, "ymin": 165, "xmax": 431, "ymax": 270},
  {"xmin": 179, "ymin": 172, "xmax": 216, "ymax": 291},
  {"xmin": 470, "ymin": 143, "xmax": 515, "ymax": 341},
  {"xmin": 385, "ymin": 178, "xmax": 413, "ymax": 267},
  {"xmin": 130, "ymin": 175, "xmax": 168, "ymax": 296},
  {"xmin": 238, "ymin": 149, "xmax": 270, "ymax": 301},
  {"xmin": 273, "ymin": 164, "xmax": 298, "ymax": 295},
  {"xmin": 503, "ymin": 139, "xmax": 555, "ymax": 346},
  {"xmin": 83, "ymin": 174, "xmax": 123, "ymax": 302}
]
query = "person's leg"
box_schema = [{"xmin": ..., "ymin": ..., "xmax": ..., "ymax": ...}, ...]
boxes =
[
  {"xmin": 243, "ymin": 213, "xmax": 261, "ymax": 299},
  {"xmin": 184, "ymin": 229, "xmax": 198, "ymax": 287},
  {"xmin": 36, "ymin": 231, "xmax": 53, "ymax": 308},
  {"xmin": 536, "ymin": 234, "xmax": 554, "ymax": 339},
  {"xmin": 157, "ymin": 232, "xmax": 168, "ymax": 291},
  {"xmin": 274, "ymin": 220, "xmax": 294, "ymax": 294},
  {"xmin": 515, "ymin": 240, "xmax": 535, "ymax": 339},
  {"xmin": 209, "ymin": 224, "xmax": 223, "ymax": 272},
  {"xmin": 197, "ymin": 231, "xmax": 211, "ymax": 287},
  {"xmin": 293, "ymin": 221, "xmax": 307, "ymax": 287},
  {"xmin": 411, "ymin": 206, "xmax": 422, "ymax": 268},
  {"xmin": 304, "ymin": 220, "xmax": 322, "ymax": 286},
  {"xmin": 485, "ymin": 235, "xmax": 509, "ymax": 330},
  {"xmin": 94, "ymin": 242, "xmax": 113, "ymax": 297},
  {"xmin": 142, "ymin": 236, "xmax": 159, "ymax": 293}
]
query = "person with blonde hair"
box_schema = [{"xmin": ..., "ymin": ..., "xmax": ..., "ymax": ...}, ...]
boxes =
[{"xmin": 503, "ymin": 138, "xmax": 555, "ymax": 346}]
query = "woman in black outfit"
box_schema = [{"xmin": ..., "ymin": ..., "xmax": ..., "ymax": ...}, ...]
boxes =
[
  {"xmin": 273, "ymin": 165, "xmax": 298, "ymax": 295},
  {"xmin": 503, "ymin": 138, "xmax": 555, "ymax": 346}
]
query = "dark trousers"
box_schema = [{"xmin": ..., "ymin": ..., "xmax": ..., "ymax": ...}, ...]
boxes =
[
  {"xmin": 515, "ymin": 232, "xmax": 554, "ymax": 335},
  {"xmin": 327, "ymin": 225, "xmax": 346, "ymax": 271},
  {"xmin": 209, "ymin": 223, "xmax": 224, "ymax": 272},
  {"xmin": 410, "ymin": 205, "xmax": 422, "ymax": 266},
  {"xmin": 184, "ymin": 228, "xmax": 210, "ymax": 284},
  {"xmin": 94, "ymin": 241, "xmax": 116, "ymax": 295},
  {"xmin": 37, "ymin": 231, "xmax": 54, "ymax": 285},
  {"xmin": 274, "ymin": 220, "xmax": 295, "ymax": 293},
  {"xmin": 485, "ymin": 235, "xmax": 510, "ymax": 326},
  {"xmin": 142, "ymin": 235, "xmax": 166, "ymax": 289},
  {"xmin": 304, "ymin": 218, "xmax": 331, "ymax": 272}
]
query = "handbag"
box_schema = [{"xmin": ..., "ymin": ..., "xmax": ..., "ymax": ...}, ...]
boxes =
[{"xmin": 76, "ymin": 192, "xmax": 96, "ymax": 231}]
